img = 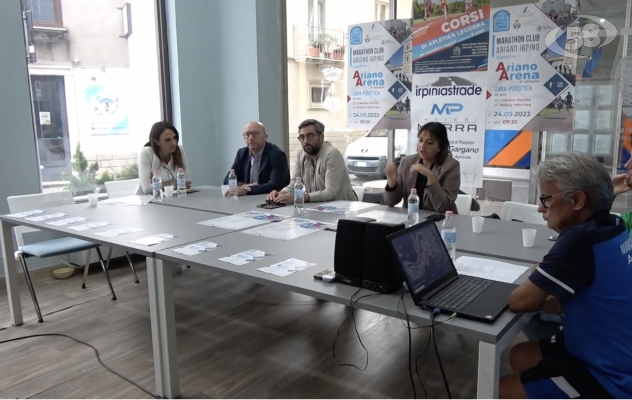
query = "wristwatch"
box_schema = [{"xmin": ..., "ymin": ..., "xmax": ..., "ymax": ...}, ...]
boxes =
[{"xmin": 245, "ymin": 186, "xmax": 252, "ymax": 194}]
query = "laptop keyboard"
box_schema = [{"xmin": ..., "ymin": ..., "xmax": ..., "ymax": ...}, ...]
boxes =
[{"xmin": 431, "ymin": 277, "xmax": 492, "ymax": 311}]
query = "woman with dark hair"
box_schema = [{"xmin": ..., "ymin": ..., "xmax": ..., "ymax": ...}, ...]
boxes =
[
  {"xmin": 137, "ymin": 121, "xmax": 191, "ymax": 195},
  {"xmin": 383, "ymin": 121, "xmax": 461, "ymax": 213}
]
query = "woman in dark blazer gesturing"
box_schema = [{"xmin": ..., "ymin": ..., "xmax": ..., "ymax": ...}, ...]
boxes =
[{"xmin": 383, "ymin": 122, "xmax": 461, "ymax": 213}]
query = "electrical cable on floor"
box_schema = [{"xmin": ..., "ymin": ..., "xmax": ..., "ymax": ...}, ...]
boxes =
[
  {"xmin": 401, "ymin": 290, "xmax": 418, "ymax": 399},
  {"xmin": 415, "ymin": 333, "xmax": 431, "ymax": 399},
  {"xmin": 398, "ymin": 290, "xmax": 457, "ymax": 398},
  {"xmin": 0, "ymin": 333, "xmax": 161, "ymax": 399},
  {"xmin": 431, "ymin": 311, "xmax": 452, "ymax": 399},
  {"xmin": 332, "ymin": 288, "xmax": 382, "ymax": 371}
]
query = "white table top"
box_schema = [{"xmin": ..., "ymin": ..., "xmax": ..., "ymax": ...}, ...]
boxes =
[
  {"xmin": 156, "ymin": 229, "xmax": 531, "ymax": 344},
  {"xmin": 353, "ymin": 205, "xmax": 555, "ymax": 264},
  {"xmin": 0, "ymin": 203, "xmax": 234, "ymax": 257},
  {"xmin": 157, "ymin": 186, "xmax": 306, "ymax": 217}
]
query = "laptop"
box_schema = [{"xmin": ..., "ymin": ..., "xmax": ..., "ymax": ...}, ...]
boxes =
[{"xmin": 387, "ymin": 219, "xmax": 517, "ymax": 322}]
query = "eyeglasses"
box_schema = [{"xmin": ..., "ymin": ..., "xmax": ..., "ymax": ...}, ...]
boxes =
[
  {"xmin": 243, "ymin": 131, "xmax": 262, "ymax": 139},
  {"xmin": 297, "ymin": 133, "xmax": 318, "ymax": 142},
  {"xmin": 539, "ymin": 192, "xmax": 569, "ymax": 208}
]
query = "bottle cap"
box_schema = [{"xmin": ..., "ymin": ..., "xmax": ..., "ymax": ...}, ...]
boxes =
[
  {"xmin": 230, "ymin": 169, "xmax": 235, "ymax": 173},
  {"xmin": 445, "ymin": 211, "xmax": 454, "ymax": 217},
  {"xmin": 411, "ymin": 188, "xmax": 417, "ymax": 194},
  {"xmin": 296, "ymin": 176, "xmax": 302, "ymax": 182}
]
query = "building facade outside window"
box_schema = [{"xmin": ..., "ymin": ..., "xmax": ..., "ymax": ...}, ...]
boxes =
[
  {"xmin": 26, "ymin": 0, "xmax": 63, "ymax": 26},
  {"xmin": 286, "ymin": 0, "xmax": 412, "ymax": 182},
  {"xmin": 23, "ymin": 0, "xmax": 164, "ymax": 196}
]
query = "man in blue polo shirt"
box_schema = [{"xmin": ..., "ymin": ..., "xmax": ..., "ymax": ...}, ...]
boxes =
[{"xmin": 500, "ymin": 152, "xmax": 632, "ymax": 399}]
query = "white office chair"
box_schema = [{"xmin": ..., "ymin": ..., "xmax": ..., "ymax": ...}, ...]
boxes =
[
  {"xmin": 104, "ymin": 178, "xmax": 140, "ymax": 198},
  {"xmin": 455, "ymin": 194, "xmax": 472, "ymax": 216},
  {"xmin": 352, "ymin": 185, "xmax": 365, "ymax": 202},
  {"xmin": 7, "ymin": 191, "xmax": 116, "ymax": 322},
  {"xmin": 104, "ymin": 179, "xmax": 141, "ymax": 283},
  {"xmin": 500, "ymin": 201, "xmax": 546, "ymax": 225}
]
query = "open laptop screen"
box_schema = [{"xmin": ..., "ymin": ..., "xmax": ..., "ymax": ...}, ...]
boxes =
[{"xmin": 388, "ymin": 220, "xmax": 457, "ymax": 299}]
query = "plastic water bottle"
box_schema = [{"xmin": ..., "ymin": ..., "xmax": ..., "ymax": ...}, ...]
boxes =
[
  {"xmin": 228, "ymin": 169, "xmax": 238, "ymax": 199},
  {"xmin": 176, "ymin": 168, "xmax": 186, "ymax": 197},
  {"xmin": 294, "ymin": 176, "xmax": 305, "ymax": 211},
  {"xmin": 441, "ymin": 211, "xmax": 457, "ymax": 260},
  {"xmin": 152, "ymin": 171, "xmax": 162, "ymax": 201},
  {"xmin": 407, "ymin": 188, "xmax": 420, "ymax": 225}
]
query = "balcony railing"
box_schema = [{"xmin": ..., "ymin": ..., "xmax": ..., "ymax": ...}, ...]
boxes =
[{"xmin": 293, "ymin": 24, "xmax": 345, "ymax": 61}]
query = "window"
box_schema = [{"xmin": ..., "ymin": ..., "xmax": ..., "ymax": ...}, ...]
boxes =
[
  {"xmin": 26, "ymin": 0, "xmax": 165, "ymax": 196},
  {"xmin": 318, "ymin": 0, "xmax": 325, "ymax": 27},
  {"xmin": 287, "ymin": 0, "xmax": 385, "ymax": 170},
  {"xmin": 309, "ymin": 82, "xmax": 329, "ymax": 108},
  {"xmin": 308, "ymin": 0, "xmax": 326, "ymax": 40},
  {"xmin": 25, "ymin": 0, "xmax": 63, "ymax": 26},
  {"xmin": 375, "ymin": 1, "xmax": 388, "ymax": 21},
  {"xmin": 308, "ymin": 0, "xmax": 314, "ymax": 25}
]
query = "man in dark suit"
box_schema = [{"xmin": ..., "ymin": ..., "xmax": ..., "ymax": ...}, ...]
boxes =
[{"xmin": 223, "ymin": 121, "xmax": 290, "ymax": 196}]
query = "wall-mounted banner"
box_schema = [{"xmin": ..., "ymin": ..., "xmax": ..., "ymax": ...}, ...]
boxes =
[
  {"xmin": 411, "ymin": 71, "xmax": 487, "ymax": 187},
  {"xmin": 86, "ymin": 83, "xmax": 129, "ymax": 135},
  {"xmin": 486, "ymin": 4, "xmax": 576, "ymax": 133},
  {"xmin": 412, "ymin": 0, "xmax": 491, "ymax": 74},
  {"xmin": 347, "ymin": 20, "xmax": 413, "ymax": 131}
]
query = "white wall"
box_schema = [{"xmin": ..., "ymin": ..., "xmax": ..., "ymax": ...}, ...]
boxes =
[
  {"xmin": 167, "ymin": 0, "xmax": 288, "ymax": 185},
  {"xmin": 397, "ymin": 0, "xmax": 413, "ymax": 18},
  {"xmin": 0, "ymin": 3, "xmax": 41, "ymax": 204},
  {"xmin": 0, "ymin": 1, "xmax": 55, "ymax": 275}
]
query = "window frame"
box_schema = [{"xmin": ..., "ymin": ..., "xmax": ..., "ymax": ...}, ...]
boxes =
[
  {"xmin": 308, "ymin": 81, "xmax": 328, "ymax": 110},
  {"xmin": 375, "ymin": 0, "xmax": 388, "ymax": 21},
  {"xmin": 28, "ymin": 0, "xmax": 64, "ymax": 28}
]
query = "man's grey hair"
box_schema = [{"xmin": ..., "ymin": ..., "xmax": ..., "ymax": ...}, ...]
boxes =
[
  {"xmin": 298, "ymin": 119, "xmax": 325, "ymax": 135},
  {"xmin": 535, "ymin": 152, "xmax": 614, "ymax": 210}
]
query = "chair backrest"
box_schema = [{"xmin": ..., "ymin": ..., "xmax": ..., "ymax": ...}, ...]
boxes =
[
  {"xmin": 363, "ymin": 192, "xmax": 384, "ymax": 205},
  {"xmin": 500, "ymin": 201, "xmax": 546, "ymax": 225},
  {"xmin": 455, "ymin": 194, "xmax": 472, "ymax": 216},
  {"xmin": 7, "ymin": 191, "xmax": 76, "ymax": 248},
  {"xmin": 105, "ymin": 179, "xmax": 140, "ymax": 199},
  {"xmin": 352, "ymin": 185, "xmax": 365, "ymax": 202}
]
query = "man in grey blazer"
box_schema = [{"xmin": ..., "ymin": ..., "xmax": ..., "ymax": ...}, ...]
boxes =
[
  {"xmin": 267, "ymin": 119, "xmax": 356, "ymax": 204},
  {"xmin": 383, "ymin": 122, "xmax": 461, "ymax": 213}
]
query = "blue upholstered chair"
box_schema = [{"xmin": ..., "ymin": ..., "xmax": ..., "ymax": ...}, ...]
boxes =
[{"xmin": 7, "ymin": 191, "xmax": 116, "ymax": 323}]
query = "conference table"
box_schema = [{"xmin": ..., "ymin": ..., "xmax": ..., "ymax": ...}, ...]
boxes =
[
  {"xmin": 1, "ymin": 188, "xmax": 556, "ymax": 399},
  {"xmin": 158, "ymin": 187, "xmax": 555, "ymax": 264},
  {"xmin": 0, "ymin": 203, "xmax": 236, "ymax": 325}
]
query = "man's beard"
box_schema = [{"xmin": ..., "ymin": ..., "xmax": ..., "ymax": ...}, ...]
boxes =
[{"xmin": 303, "ymin": 143, "xmax": 320, "ymax": 155}]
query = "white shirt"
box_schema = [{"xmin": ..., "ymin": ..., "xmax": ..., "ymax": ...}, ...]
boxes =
[{"xmin": 137, "ymin": 145, "xmax": 191, "ymax": 194}]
